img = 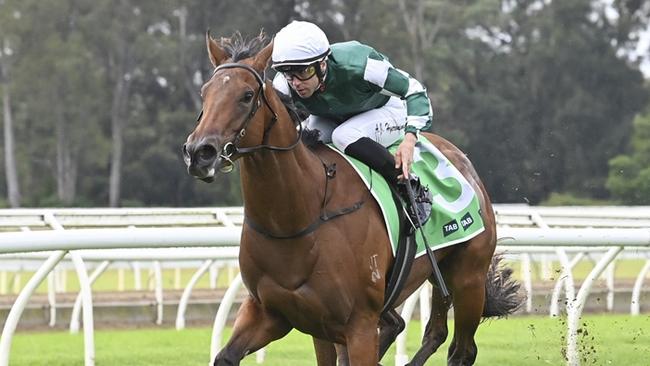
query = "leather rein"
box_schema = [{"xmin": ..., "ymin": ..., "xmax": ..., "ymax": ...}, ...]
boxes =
[{"xmin": 207, "ymin": 62, "xmax": 364, "ymax": 239}]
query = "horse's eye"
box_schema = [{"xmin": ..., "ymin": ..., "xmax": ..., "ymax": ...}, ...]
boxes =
[{"xmin": 241, "ymin": 90, "xmax": 254, "ymax": 104}]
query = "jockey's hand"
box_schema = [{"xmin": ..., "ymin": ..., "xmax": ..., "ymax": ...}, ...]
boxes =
[{"xmin": 395, "ymin": 132, "xmax": 417, "ymax": 180}]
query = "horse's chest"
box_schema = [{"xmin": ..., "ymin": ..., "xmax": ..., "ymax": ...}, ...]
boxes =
[{"xmin": 255, "ymin": 276, "xmax": 352, "ymax": 338}]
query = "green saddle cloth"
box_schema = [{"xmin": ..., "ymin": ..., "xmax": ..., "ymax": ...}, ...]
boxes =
[{"xmin": 328, "ymin": 135, "xmax": 485, "ymax": 258}]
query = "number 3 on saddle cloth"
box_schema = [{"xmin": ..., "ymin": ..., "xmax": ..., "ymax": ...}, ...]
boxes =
[{"xmin": 329, "ymin": 135, "xmax": 486, "ymax": 311}]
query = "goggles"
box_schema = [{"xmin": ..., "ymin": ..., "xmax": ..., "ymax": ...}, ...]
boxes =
[{"xmin": 274, "ymin": 64, "xmax": 318, "ymax": 81}]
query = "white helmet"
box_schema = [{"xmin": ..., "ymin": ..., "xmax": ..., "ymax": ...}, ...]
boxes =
[{"xmin": 272, "ymin": 21, "xmax": 331, "ymax": 69}]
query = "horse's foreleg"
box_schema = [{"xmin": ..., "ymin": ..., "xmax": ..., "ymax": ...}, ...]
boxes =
[
  {"xmin": 334, "ymin": 343, "xmax": 350, "ymax": 366},
  {"xmin": 213, "ymin": 297, "xmax": 291, "ymax": 366},
  {"xmin": 407, "ymin": 276, "xmax": 452, "ymax": 366},
  {"xmin": 378, "ymin": 309, "xmax": 405, "ymax": 361},
  {"xmin": 312, "ymin": 338, "xmax": 337, "ymax": 366},
  {"xmin": 345, "ymin": 316, "xmax": 380, "ymax": 366}
]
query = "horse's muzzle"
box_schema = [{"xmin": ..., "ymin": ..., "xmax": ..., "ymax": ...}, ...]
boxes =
[{"xmin": 183, "ymin": 141, "xmax": 219, "ymax": 182}]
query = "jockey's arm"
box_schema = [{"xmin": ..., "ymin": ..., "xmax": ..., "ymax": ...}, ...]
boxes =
[
  {"xmin": 362, "ymin": 53, "xmax": 433, "ymax": 137},
  {"xmin": 362, "ymin": 53, "xmax": 433, "ymax": 178}
]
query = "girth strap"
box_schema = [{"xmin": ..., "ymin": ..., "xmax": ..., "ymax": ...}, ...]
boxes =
[
  {"xmin": 245, "ymin": 200, "xmax": 364, "ymax": 240},
  {"xmin": 243, "ymin": 160, "xmax": 365, "ymax": 240}
]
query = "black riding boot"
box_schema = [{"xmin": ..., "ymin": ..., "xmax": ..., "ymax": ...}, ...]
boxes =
[
  {"xmin": 344, "ymin": 137, "xmax": 432, "ymax": 225},
  {"xmin": 344, "ymin": 137, "xmax": 400, "ymax": 186}
]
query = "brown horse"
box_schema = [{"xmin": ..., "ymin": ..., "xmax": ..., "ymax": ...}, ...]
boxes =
[{"xmin": 183, "ymin": 32, "xmax": 521, "ymax": 366}]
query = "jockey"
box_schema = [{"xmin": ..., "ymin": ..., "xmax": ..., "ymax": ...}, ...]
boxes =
[{"xmin": 271, "ymin": 21, "xmax": 433, "ymax": 218}]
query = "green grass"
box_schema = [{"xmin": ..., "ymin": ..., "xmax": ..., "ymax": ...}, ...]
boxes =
[{"xmin": 9, "ymin": 314, "xmax": 650, "ymax": 365}]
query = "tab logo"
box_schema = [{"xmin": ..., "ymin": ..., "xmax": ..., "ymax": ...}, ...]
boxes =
[
  {"xmin": 442, "ymin": 219, "xmax": 459, "ymax": 237},
  {"xmin": 460, "ymin": 212, "xmax": 474, "ymax": 230}
]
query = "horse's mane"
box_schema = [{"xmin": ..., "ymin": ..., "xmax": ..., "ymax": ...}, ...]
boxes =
[
  {"xmin": 220, "ymin": 31, "xmax": 267, "ymax": 61},
  {"xmin": 220, "ymin": 31, "xmax": 321, "ymax": 149},
  {"xmin": 276, "ymin": 91, "xmax": 308, "ymax": 123},
  {"xmin": 275, "ymin": 92, "xmax": 322, "ymax": 149}
]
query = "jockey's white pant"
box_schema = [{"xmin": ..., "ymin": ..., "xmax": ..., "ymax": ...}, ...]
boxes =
[{"xmin": 305, "ymin": 96, "xmax": 407, "ymax": 151}]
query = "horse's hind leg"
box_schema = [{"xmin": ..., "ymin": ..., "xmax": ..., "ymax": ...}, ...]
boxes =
[
  {"xmin": 407, "ymin": 276, "xmax": 452, "ymax": 366},
  {"xmin": 445, "ymin": 242, "xmax": 493, "ymax": 365},
  {"xmin": 378, "ymin": 309, "xmax": 405, "ymax": 361},
  {"xmin": 213, "ymin": 297, "xmax": 291, "ymax": 366},
  {"xmin": 445, "ymin": 276, "xmax": 485, "ymax": 366}
]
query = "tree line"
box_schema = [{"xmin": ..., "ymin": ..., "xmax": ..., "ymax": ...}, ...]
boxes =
[{"xmin": 1, "ymin": 0, "xmax": 649, "ymax": 208}]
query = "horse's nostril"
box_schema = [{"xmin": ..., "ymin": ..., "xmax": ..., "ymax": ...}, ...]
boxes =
[
  {"xmin": 197, "ymin": 145, "xmax": 218, "ymax": 164},
  {"xmin": 182, "ymin": 143, "xmax": 192, "ymax": 166}
]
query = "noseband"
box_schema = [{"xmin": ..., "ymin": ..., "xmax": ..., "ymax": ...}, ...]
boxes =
[{"xmin": 206, "ymin": 62, "xmax": 303, "ymax": 170}]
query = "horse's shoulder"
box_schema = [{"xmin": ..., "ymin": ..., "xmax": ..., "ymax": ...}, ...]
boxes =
[
  {"xmin": 308, "ymin": 145, "xmax": 373, "ymax": 190},
  {"xmin": 312, "ymin": 144, "xmax": 353, "ymax": 168}
]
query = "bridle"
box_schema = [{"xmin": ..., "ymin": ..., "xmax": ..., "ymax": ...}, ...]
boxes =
[
  {"xmin": 203, "ymin": 63, "xmax": 364, "ymax": 240},
  {"xmin": 203, "ymin": 62, "xmax": 303, "ymax": 172}
]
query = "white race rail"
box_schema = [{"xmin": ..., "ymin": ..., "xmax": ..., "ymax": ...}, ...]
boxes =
[
  {"xmin": 1, "ymin": 206, "xmax": 650, "ymax": 366},
  {"xmin": 0, "ymin": 225, "xmax": 241, "ymax": 366}
]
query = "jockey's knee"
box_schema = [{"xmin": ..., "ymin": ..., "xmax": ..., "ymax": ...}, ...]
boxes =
[{"xmin": 332, "ymin": 127, "xmax": 363, "ymax": 151}]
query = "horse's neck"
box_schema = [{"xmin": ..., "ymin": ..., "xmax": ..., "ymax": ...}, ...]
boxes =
[{"xmin": 239, "ymin": 140, "xmax": 325, "ymax": 235}]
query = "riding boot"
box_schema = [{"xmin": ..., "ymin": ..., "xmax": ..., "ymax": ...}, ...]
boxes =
[
  {"xmin": 344, "ymin": 137, "xmax": 400, "ymax": 186},
  {"xmin": 344, "ymin": 137, "xmax": 432, "ymax": 225}
]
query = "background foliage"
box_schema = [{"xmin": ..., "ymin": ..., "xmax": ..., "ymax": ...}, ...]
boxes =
[{"xmin": 1, "ymin": 0, "xmax": 649, "ymax": 207}]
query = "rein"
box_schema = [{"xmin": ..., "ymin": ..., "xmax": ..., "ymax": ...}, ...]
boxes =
[{"xmin": 209, "ymin": 63, "xmax": 303, "ymax": 166}]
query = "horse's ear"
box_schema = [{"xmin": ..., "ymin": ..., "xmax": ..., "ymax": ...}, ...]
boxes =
[
  {"xmin": 253, "ymin": 40, "xmax": 274, "ymax": 72},
  {"xmin": 206, "ymin": 31, "xmax": 227, "ymax": 67}
]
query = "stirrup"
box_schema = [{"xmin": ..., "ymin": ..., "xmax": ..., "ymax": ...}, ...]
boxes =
[{"xmin": 398, "ymin": 174, "xmax": 432, "ymax": 227}]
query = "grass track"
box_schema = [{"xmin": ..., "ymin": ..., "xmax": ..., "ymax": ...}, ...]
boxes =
[{"xmin": 9, "ymin": 314, "xmax": 650, "ymax": 365}]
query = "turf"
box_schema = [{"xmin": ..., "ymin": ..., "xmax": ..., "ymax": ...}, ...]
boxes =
[{"xmin": 8, "ymin": 314, "xmax": 650, "ymax": 365}]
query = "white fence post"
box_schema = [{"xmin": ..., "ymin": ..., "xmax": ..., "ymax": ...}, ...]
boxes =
[
  {"xmin": 521, "ymin": 253, "xmax": 533, "ymax": 313},
  {"xmin": 47, "ymin": 270, "xmax": 57, "ymax": 327},
  {"xmin": 631, "ymin": 259, "xmax": 650, "ymax": 315},
  {"xmin": 71, "ymin": 261, "xmax": 112, "ymax": 334},
  {"xmin": 550, "ymin": 252, "xmax": 583, "ymax": 317},
  {"xmin": 211, "ymin": 273, "xmax": 243, "ymax": 363},
  {"xmin": 605, "ymin": 262, "xmax": 615, "ymax": 312},
  {"xmin": 154, "ymin": 261, "xmax": 163, "ymax": 325},
  {"xmin": 176, "ymin": 259, "xmax": 213, "ymax": 330},
  {"xmin": 0, "ymin": 251, "xmax": 67, "ymax": 366},
  {"xmin": 566, "ymin": 247, "xmax": 622, "ymax": 366},
  {"xmin": 133, "ymin": 261, "xmax": 142, "ymax": 290},
  {"xmin": 44, "ymin": 213, "xmax": 96, "ymax": 366}
]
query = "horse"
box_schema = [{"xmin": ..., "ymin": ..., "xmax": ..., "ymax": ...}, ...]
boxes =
[{"xmin": 183, "ymin": 32, "xmax": 522, "ymax": 366}]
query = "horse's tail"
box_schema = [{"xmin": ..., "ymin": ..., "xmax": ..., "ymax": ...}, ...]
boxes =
[{"xmin": 482, "ymin": 253, "xmax": 525, "ymax": 318}]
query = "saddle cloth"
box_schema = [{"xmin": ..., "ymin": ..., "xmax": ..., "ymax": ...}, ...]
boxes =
[{"xmin": 328, "ymin": 135, "xmax": 485, "ymax": 258}]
